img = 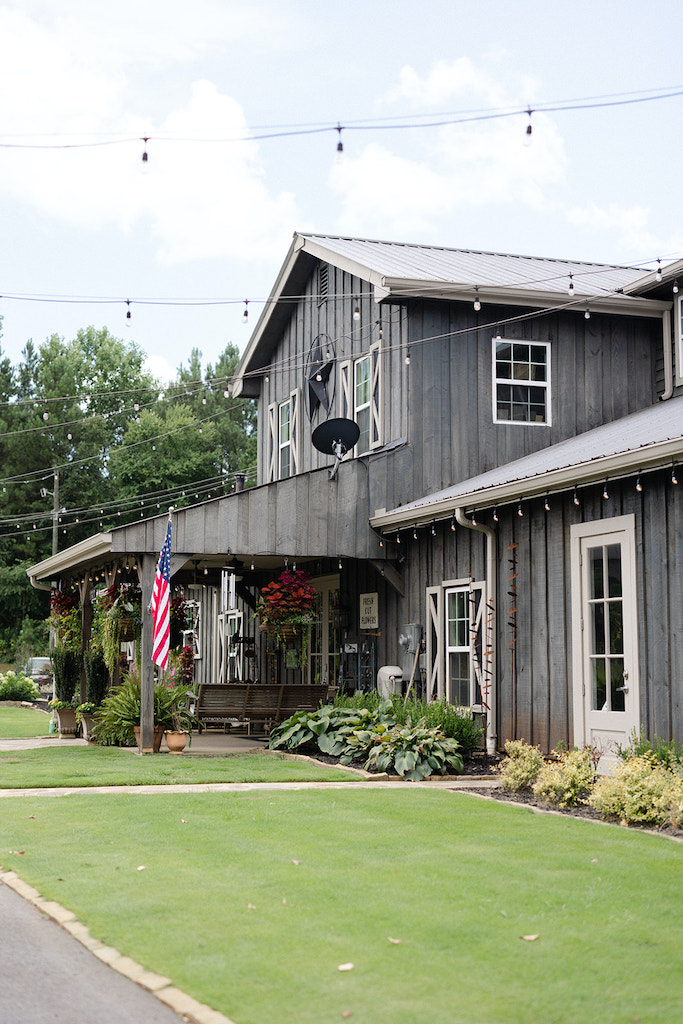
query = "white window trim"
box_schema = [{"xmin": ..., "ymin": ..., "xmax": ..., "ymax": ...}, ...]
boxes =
[
  {"xmin": 426, "ymin": 577, "xmax": 487, "ymax": 710},
  {"xmin": 492, "ymin": 337, "xmax": 552, "ymax": 426},
  {"xmin": 267, "ymin": 387, "xmax": 301, "ymax": 481},
  {"xmin": 675, "ymin": 295, "xmax": 683, "ymax": 387},
  {"xmin": 339, "ymin": 344, "xmax": 382, "ymax": 454}
]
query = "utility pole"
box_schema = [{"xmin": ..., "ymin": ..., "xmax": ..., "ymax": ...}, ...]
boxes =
[{"xmin": 51, "ymin": 469, "xmax": 59, "ymax": 556}]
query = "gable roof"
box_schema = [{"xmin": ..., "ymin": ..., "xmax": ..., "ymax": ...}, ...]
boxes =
[
  {"xmin": 370, "ymin": 394, "xmax": 683, "ymax": 531},
  {"xmin": 233, "ymin": 232, "xmax": 671, "ymax": 397}
]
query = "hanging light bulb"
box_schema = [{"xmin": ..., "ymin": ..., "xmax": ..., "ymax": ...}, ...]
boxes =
[
  {"xmin": 451, "ymin": 514, "xmax": 456, "ymax": 531},
  {"xmin": 672, "ymin": 464, "xmax": 678, "ymax": 485},
  {"xmin": 336, "ymin": 123, "xmax": 343, "ymax": 153},
  {"xmin": 126, "ymin": 300, "xmax": 131, "ymax": 325},
  {"xmin": 573, "ymin": 487, "xmax": 580, "ymax": 506},
  {"xmin": 431, "ymin": 522, "xmax": 436, "ymax": 537},
  {"xmin": 568, "ymin": 273, "xmax": 574, "ymax": 297},
  {"xmin": 492, "ymin": 508, "xmax": 498, "ymax": 522},
  {"xmin": 353, "ymin": 298, "xmax": 360, "ymax": 321},
  {"xmin": 584, "ymin": 305, "xmax": 591, "ymax": 320},
  {"xmin": 517, "ymin": 500, "xmax": 523, "ymax": 517},
  {"xmin": 602, "ymin": 480, "xmax": 609, "ymax": 500},
  {"xmin": 471, "ymin": 510, "xmax": 477, "ymax": 525},
  {"xmin": 250, "ymin": 556, "xmax": 255, "ymax": 571},
  {"xmin": 473, "ymin": 288, "xmax": 481, "ymax": 312},
  {"xmin": 544, "ymin": 494, "xmax": 551, "ymax": 511},
  {"xmin": 524, "ymin": 109, "xmax": 533, "ymax": 144},
  {"xmin": 379, "ymin": 536, "xmax": 384, "ymax": 548},
  {"xmin": 377, "ymin": 319, "xmax": 383, "ymax": 340},
  {"xmin": 395, "ymin": 531, "xmax": 401, "ymax": 545},
  {"xmin": 405, "ymin": 348, "xmax": 411, "ymax": 365},
  {"xmin": 242, "ymin": 300, "xmax": 249, "ymax": 324},
  {"xmin": 338, "ymin": 556, "xmax": 343, "ymax": 570},
  {"xmin": 204, "ymin": 565, "xmax": 208, "ymax": 575},
  {"xmin": 673, "ymin": 280, "xmax": 679, "ymax": 295},
  {"xmin": 141, "ymin": 137, "xmax": 149, "ymax": 164},
  {"xmin": 656, "ymin": 259, "xmax": 662, "ymax": 283},
  {"xmin": 42, "ymin": 410, "xmax": 49, "ymax": 420},
  {"xmin": 636, "ymin": 475, "xmax": 642, "ymax": 492},
  {"xmin": 413, "ymin": 526, "xmax": 418, "ymax": 541}
]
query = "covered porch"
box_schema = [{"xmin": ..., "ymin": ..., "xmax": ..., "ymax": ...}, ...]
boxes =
[{"xmin": 28, "ymin": 463, "xmax": 394, "ymax": 752}]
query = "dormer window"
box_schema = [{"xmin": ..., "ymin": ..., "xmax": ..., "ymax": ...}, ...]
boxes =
[{"xmin": 493, "ymin": 338, "xmax": 551, "ymax": 425}]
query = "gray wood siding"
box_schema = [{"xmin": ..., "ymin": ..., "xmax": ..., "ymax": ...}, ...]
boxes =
[{"xmin": 375, "ymin": 469, "xmax": 682, "ymax": 752}]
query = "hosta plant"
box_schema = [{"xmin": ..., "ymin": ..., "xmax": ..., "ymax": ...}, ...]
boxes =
[{"xmin": 358, "ymin": 719, "xmax": 463, "ymax": 781}]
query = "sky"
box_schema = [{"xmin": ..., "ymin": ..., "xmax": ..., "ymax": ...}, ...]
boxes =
[{"xmin": 0, "ymin": 0, "xmax": 682, "ymax": 383}]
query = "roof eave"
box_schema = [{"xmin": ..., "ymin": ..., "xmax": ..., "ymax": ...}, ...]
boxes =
[
  {"xmin": 27, "ymin": 533, "xmax": 113, "ymax": 587},
  {"xmin": 370, "ymin": 437, "xmax": 683, "ymax": 531}
]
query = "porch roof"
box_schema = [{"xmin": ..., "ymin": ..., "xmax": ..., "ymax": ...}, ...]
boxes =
[
  {"xmin": 28, "ymin": 462, "xmax": 384, "ymax": 588},
  {"xmin": 370, "ymin": 395, "xmax": 683, "ymax": 531}
]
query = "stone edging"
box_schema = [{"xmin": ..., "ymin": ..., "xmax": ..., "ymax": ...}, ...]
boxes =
[{"xmin": 0, "ymin": 868, "xmax": 238, "ymax": 1024}]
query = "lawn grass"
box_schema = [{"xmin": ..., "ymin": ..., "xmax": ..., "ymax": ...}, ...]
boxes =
[
  {"xmin": 0, "ymin": 704, "xmax": 51, "ymax": 739},
  {"xmin": 0, "ymin": 788, "xmax": 680, "ymax": 1024},
  {"xmin": 0, "ymin": 745, "xmax": 360, "ymax": 788}
]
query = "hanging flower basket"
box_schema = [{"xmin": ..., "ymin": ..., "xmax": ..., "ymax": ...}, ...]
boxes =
[
  {"xmin": 118, "ymin": 615, "xmax": 137, "ymax": 641},
  {"xmin": 255, "ymin": 569, "xmax": 317, "ymax": 665}
]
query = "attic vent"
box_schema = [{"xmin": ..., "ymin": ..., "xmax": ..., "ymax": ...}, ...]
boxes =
[{"xmin": 318, "ymin": 264, "xmax": 329, "ymax": 306}]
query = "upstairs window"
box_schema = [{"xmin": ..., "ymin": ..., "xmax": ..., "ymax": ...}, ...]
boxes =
[
  {"xmin": 267, "ymin": 388, "xmax": 301, "ymax": 481},
  {"xmin": 339, "ymin": 343, "xmax": 382, "ymax": 453},
  {"xmin": 493, "ymin": 339, "xmax": 551, "ymax": 425}
]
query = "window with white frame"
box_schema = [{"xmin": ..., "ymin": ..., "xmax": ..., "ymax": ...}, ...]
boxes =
[
  {"xmin": 279, "ymin": 398, "xmax": 292, "ymax": 478},
  {"xmin": 493, "ymin": 338, "xmax": 551, "ymax": 425},
  {"xmin": 426, "ymin": 580, "xmax": 488, "ymax": 709},
  {"xmin": 267, "ymin": 388, "xmax": 301, "ymax": 481},
  {"xmin": 339, "ymin": 343, "xmax": 382, "ymax": 453}
]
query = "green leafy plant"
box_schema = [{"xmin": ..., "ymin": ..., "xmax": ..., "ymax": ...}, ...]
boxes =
[
  {"xmin": 269, "ymin": 701, "xmax": 463, "ymax": 780},
  {"xmin": 51, "ymin": 646, "xmax": 82, "ymax": 706},
  {"xmin": 359, "ymin": 719, "xmax": 463, "ymax": 781},
  {"xmin": 333, "ymin": 692, "xmax": 483, "ymax": 755},
  {"xmin": 255, "ymin": 569, "xmax": 317, "ymax": 666},
  {"xmin": 0, "ymin": 670, "xmax": 39, "ymax": 702},
  {"xmin": 94, "ymin": 672, "xmax": 195, "ymax": 746},
  {"xmin": 84, "ymin": 649, "xmax": 108, "ymax": 706},
  {"xmin": 532, "ymin": 747, "xmax": 595, "ymax": 808},
  {"xmin": 497, "ymin": 739, "xmax": 544, "ymax": 792},
  {"xmin": 617, "ymin": 728, "xmax": 683, "ymax": 772},
  {"xmin": 588, "ymin": 754, "xmax": 679, "ymax": 826},
  {"xmin": 100, "ymin": 584, "xmax": 142, "ymax": 677}
]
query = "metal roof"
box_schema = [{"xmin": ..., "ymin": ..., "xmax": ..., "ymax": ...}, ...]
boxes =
[
  {"xmin": 371, "ymin": 395, "xmax": 683, "ymax": 529},
  {"xmin": 299, "ymin": 232, "xmax": 649, "ymax": 298}
]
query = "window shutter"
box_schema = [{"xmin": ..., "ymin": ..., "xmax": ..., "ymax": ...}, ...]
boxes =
[
  {"xmin": 267, "ymin": 401, "xmax": 277, "ymax": 482},
  {"xmin": 370, "ymin": 341, "xmax": 382, "ymax": 449},
  {"xmin": 469, "ymin": 582, "xmax": 486, "ymax": 711},
  {"xmin": 339, "ymin": 359, "xmax": 351, "ymax": 419},
  {"xmin": 425, "ymin": 585, "xmax": 444, "ymax": 701},
  {"xmin": 290, "ymin": 387, "xmax": 301, "ymax": 475}
]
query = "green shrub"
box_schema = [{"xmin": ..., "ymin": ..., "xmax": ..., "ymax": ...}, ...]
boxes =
[
  {"xmin": 357, "ymin": 719, "xmax": 463, "ymax": 781},
  {"xmin": 588, "ymin": 755, "xmax": 675, "ymax": 826},
  {"xmin": 533, "ymin": 747, "xmax": 594, "ymax": 808},
  {"xmin": 51, "ymin": 647, "xmax": 82, "ymax": 705},
  {"xmin": 84, "ymin": 649, "xmax": 109, "ymax": 706},
  {"xmin": 664, "ymin": 772, "xmax": 683, "ymax": 828},
  {"xmin": 334, "ymin": 692, "xmax": 483, "ymax": 755},
  {"xmin": 0, "ymin": 670, "xmax": 39, "ymax": 702},
  {"xmin": 617, "ymin": 728, "xmax": 683, "ymax": 772},
  {"xmin": 497, "ymin": 739, "xmax": 544, "ymax": 792},
  {"xmin": 269, "ymin": 701, "xmax": 463, "ymax": 780}
]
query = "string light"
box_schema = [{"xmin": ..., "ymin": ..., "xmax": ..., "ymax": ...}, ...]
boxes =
[
  {"xmin": 672, "ymin": 464, "xmax": 678, "ymax": 485},
  {"xmin": 413, "ymin": 526, "xmax": 418, "ymax": 541},
  {"xmin": 584, "ymin": 305, "xmax": 591, "ymax": 319},
  {"xmin": 353, "ymin": 298, "xmax": 360, "ymax": 321},
  {"xmin": 656, "ymin": 259, "xmax": 663, "ymax": 283},
  {"xmin": 141, "ymin": 137, "xmax": 149, "ymax": 164},
  {"xmin": 492, "ymin": 508, "xmax": 498, "ymax": 522},
  {"xmin": 473, "ymin": 288, "xmax": 481, "ymax": 312},
  {"xmin": 517, "ymin": 499, "xmax": 524, "ymax": 517},
  {"xmin": 568, "ymin": 273, "xmax": 574, "ymax": 297},
  {"xmin": 450, "ymin": 513, "xmax": 456, "ymax": 530},
  {"xmin": 395, "ymin": 531, "xmax": 401, "ymax": 544},
  {"xmin": 338, "ymin": 556, "xmax": 343, "ymax": 570},
  {"xmin": 636, "ymin": 475, "xmax": 642, "ymax": 492},
  {"xmin": 573, "ymin": 487, "xmax": 580, "ymax": 506},
  {"xmin": 525, "ymin": 108, "xmax": 533, "ymax": 143},
  {"xmin": 602, "ymin": 480, "xmax": 609, "ymax": 500},
  {"xmin": 431, "ymin": 522, "xmax": 436, "ymax": 537},
  {"xmin": 126, "ymin": 300, "xmax": 131, "ymax": 325},
  {"xmin": 336, "ymin": 124, "xmax": 343, "ymax": 153},
  {"xmin": 377, "ymin": 319, "xmax": 383, "ymax": 340},
  {"xmin": 674, "ymin": 280, "xmax": 679, "ymax": 295},
  {"xmin": 471, "ymin": 510, "xmax": 477, "ymax": 525},
  {"xmin": 242, "ymin": 300, "xmax": 249, "ymax": 324},
  {"xmin": 544, "ymin": 494, "xmax": 551, "ymax": 511}
]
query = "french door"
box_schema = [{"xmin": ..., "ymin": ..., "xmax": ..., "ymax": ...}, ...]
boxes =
[
  {"xmin": 571, "ymin": 515, "xmax": 640, "ymax": 769},
  {"xmin": 308, "ymin": 575, "xmax": 342, "ymax": 687}
]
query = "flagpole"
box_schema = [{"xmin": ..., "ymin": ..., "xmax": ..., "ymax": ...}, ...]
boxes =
[{"xmin": 140, "ymin": 507, "xmax": 174, "ymax": 754}]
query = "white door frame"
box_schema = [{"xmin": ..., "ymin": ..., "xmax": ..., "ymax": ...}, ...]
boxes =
[{"xmin": 570, "ymin": 514, "xmax": 640, "ymax": 767}]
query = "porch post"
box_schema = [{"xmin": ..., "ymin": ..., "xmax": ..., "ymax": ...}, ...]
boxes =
[{"xmin": 139, "ymin": 554, "xmax": 156, "ymax": 753}]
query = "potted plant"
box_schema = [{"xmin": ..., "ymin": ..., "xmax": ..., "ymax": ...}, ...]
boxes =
[
  {"xmin": 163, "ymin": 689, "xmax": 196, "ymax": 754},
  {"xmin": 49, "ymin": 589, "xmax": 82, "ymax": 734},
  {"xmin": 101, "ymin": 584, "xmax": 142, "ymax": 678},
  {"xmin": 255, "ymin": 569, "xmax": 318, "ymax": 667},
  {"xmin": 76, "ymin": 701, "xmax": 98, "ymax": 742}
]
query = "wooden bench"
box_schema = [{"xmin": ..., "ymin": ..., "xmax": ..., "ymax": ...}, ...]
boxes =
[{"xmin": 194, "ymin": 682, "xmax": 332, "ymax": 734}]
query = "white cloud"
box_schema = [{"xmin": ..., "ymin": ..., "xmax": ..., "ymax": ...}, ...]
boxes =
[{"xmin": 379, "ymin": 57, "xmax": 515, "ymax": 109}]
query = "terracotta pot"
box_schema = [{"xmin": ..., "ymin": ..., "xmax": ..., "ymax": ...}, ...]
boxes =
[
  {"xmin": 133, "ymin": 724, "xmax": 164, "ymax": 752},
  {"xmin": 165, "ymin": 730, "xmax": 189, "ymax": 754}
]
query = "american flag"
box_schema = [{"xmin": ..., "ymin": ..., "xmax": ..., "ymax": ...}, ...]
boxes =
[{"xmin": 151, "ymin": 518, "xmax": 172, "ymax": 670}]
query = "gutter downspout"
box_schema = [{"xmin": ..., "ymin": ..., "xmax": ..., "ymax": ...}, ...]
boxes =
[
  {"xmin": 454, "ymin": 507, "xmax": 497, "ymax": 755},
  {"xmin": 661, "ymin": 309, "xmax": 674, "ymax": 401}
]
